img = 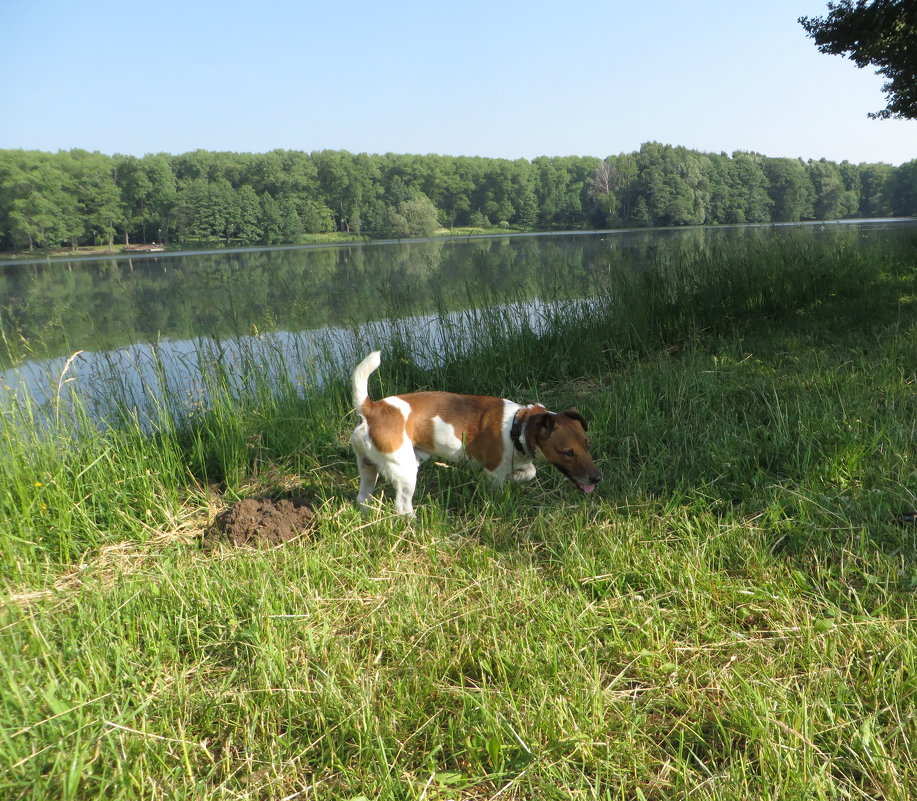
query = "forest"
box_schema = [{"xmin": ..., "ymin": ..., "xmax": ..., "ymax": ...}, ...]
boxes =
[{"xmin": 0, "ymin": 143, "xmax": 915, "ymax": 252}]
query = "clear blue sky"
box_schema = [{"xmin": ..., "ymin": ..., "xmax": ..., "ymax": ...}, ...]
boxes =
[{"xmin": 1, "ymin": 0, "xmax": 913, "ymax": 165}]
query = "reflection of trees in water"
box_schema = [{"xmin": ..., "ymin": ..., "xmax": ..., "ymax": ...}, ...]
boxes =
[{"xmin": 0, "ymin": 222, "xmax": 908, "ymax": 366}]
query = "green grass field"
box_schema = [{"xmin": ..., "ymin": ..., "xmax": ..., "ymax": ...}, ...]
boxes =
[{"xmin": 1, "ymin": 234, "xmax": 915, "ymax": 799}]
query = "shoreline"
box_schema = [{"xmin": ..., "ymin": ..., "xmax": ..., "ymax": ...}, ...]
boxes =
[{"xmin": 0, "ymin": 217, "xmax": 912, "ymax": 267}]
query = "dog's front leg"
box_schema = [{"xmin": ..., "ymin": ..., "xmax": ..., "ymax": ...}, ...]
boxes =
[
  {"xmin": 510, "ymin": 462, "xmax": 537, "ymax": 482},
  {"xmin": 484, "ymin": 468, "xmax": 508, "ymax": 488}
]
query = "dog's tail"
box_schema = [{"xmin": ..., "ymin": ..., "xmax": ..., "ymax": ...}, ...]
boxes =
[{"xmin": 352, "ymin": 350, "xmax": 382, "ymax": 417}]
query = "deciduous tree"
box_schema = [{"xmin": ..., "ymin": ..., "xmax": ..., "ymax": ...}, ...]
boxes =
[{"xmin": 800, "ymin": 0, "xmax": 917, "ymax": 119}]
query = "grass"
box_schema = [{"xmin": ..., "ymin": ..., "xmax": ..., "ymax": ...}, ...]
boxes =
[
  {"xmin": 0, "ymin": 233, "xmax": 915, "ymax": 799},
  {"xmin": 0, "ymin": 225, "xmax": 525, "ymax": 262},
  {"xmin": 0, "ymin": 233, "xmax": 371, "ymax": 262}
]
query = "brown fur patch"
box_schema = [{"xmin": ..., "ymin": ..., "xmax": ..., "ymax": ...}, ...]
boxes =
[
  {"xmin": 408, "ymin": 393, "xmax": 508, "ymax": 470},
  {"xmin": 362, "ymin": 399, "xmax": 407, "ymax": 453},
  {"xmin": 372, "ymin": 392, "xmax": 509, "ymax": 471}
]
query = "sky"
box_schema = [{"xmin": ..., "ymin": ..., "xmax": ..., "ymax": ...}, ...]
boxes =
[{"xmin": 1, "ymin": 0, "xmax": 913, "ymax": 165}]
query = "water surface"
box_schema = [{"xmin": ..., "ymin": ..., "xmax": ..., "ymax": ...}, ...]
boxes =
[{"xmin": 1, "ymin": 220, "xmax": 913, "ymax": 423}]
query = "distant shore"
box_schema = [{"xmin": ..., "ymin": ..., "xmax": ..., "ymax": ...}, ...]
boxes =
[
  {"xmin": 0, "ymin": 226, "xmax": 524, "ymax": 263},
  {"xmin": 4, "ymin": 218, "xmax": 915, "ymax": 267}
]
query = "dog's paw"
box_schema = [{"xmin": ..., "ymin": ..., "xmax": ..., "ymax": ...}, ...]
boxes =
[{"xmin": 510, "ymin": 464, "xmax": 537, "ymax": 482}]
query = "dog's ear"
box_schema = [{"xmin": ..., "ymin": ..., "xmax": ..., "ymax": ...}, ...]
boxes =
[
  {"xmin": 560, "ymin": 407, "xmax": 588, "ymax": 432},
  {"xmin": 529, "ymin": 411, "xmax": 555, "ymax": 439}
]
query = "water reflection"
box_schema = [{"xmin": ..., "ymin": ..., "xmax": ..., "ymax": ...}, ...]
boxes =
[
  {"xmin": 1, "ymin": 298, "xmax": 598, "ymax": 428},
  {"xmin": 1, "ymin": 221, "xmax": 913, "ymax": 425}
]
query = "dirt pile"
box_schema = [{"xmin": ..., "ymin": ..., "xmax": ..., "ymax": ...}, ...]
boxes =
[{"xmin": 205, "ymin": 497, "xmax": 315, "ymax": 548}]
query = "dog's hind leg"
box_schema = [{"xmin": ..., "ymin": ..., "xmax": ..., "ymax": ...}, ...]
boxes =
[
  {"xmin": 385, "ymin": 453, "xmax": 418, "ymax": 516},
  {"xmin": 351, "ymin": 424, "xmax": 379, "ymax": 508},
  {"xmin": 394, "ymin": 476, "xmax": 416, "ymax": 516},
  {"xmin": 356, "ymin": 455, "xmax": 379, "ymax": 507}
]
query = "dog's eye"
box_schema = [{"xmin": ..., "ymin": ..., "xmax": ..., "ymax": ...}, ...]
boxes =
[{"xmin": 562, "ymin": 449, "xmax": 575, "ymax": 459}]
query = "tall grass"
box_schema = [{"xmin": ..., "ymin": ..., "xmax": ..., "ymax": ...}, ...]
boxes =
[{"xmin": 1, "ymin": 232, "xmax": 915, "ymax": 799}]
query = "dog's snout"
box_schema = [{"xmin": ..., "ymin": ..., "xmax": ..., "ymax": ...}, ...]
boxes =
[{"xmin": 590, "ymin": 471, "xmax": 603, "ymax": 484}]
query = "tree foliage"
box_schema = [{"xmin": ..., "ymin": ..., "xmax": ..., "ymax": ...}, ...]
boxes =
[
  {"xmin": 0, "ymin": 145, "xmax": 914, "ymax": 252},
  {"xmin": 800, "ymin": 0, "xmax": 917, "ymax": 119},
  {"xmin": 373, "ymin": 193, "xmax": 439, "ymax": 239}
]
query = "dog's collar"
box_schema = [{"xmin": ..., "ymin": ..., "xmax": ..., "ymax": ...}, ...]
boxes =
[{"xmin": 510, "ymin": 407, "xmax": 534, "ymax": 458}]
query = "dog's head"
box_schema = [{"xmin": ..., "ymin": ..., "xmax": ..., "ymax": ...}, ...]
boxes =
[{"xmin": 528, "ymin": 407, "xmax": 602, "ymax": 493}]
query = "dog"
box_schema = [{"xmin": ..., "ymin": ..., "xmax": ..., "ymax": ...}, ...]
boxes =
[{"xmin": 349, "ymin": 351, "xmax": 602, "ymax": 514}]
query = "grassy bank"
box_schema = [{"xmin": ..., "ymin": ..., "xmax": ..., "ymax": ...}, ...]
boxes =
[
  {"xmin": 0, "ymin": 232, "xmax": 371, "ymax": 262},
  {"xmin": 1, "ymin": 235, "xmax": 915, "ymax": 799},
  {"xmin": 0, "ymin": 226, "xmax": 525, "ymax": 262}
]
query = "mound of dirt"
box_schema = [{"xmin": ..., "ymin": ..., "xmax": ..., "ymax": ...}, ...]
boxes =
[{"xmin": 205, "ymin": 497, "xmax": 315, "ymax": 548}]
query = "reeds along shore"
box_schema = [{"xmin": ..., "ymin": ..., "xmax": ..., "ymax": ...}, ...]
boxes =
[
  {"xmin": 1, "ymin": 234, "xmax": 914, "ymax": 577},
  {"xmin": 0, "ymin": 234, "xmax": 915, "ymax": 799}
]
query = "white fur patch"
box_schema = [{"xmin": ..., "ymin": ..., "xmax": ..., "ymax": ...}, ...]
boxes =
[
  {"xmin": 382, "ymin": 395, "xmax": 412, "ymax": 418},
  {"xmin": 431, "ymin": 415, "xmax": 465, "ymax": 460},
  {"xmin": 481, "ymin": 400, "xmax": 535, "ymax": 485}
]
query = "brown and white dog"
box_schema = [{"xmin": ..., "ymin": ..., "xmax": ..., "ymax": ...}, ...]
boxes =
[{"xmin": 350, "ymin": 351, "xmax": 602, "ymax": 515}]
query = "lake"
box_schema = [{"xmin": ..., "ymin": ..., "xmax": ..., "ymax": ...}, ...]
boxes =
[{"xmin": 1, "ymin": 220, "xmax": 914, "ymax": 424}]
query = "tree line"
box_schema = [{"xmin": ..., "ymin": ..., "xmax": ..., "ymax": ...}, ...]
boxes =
[{"xmin": 0, "ymin": 144, "xmax": 915, "ymax": 252}]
